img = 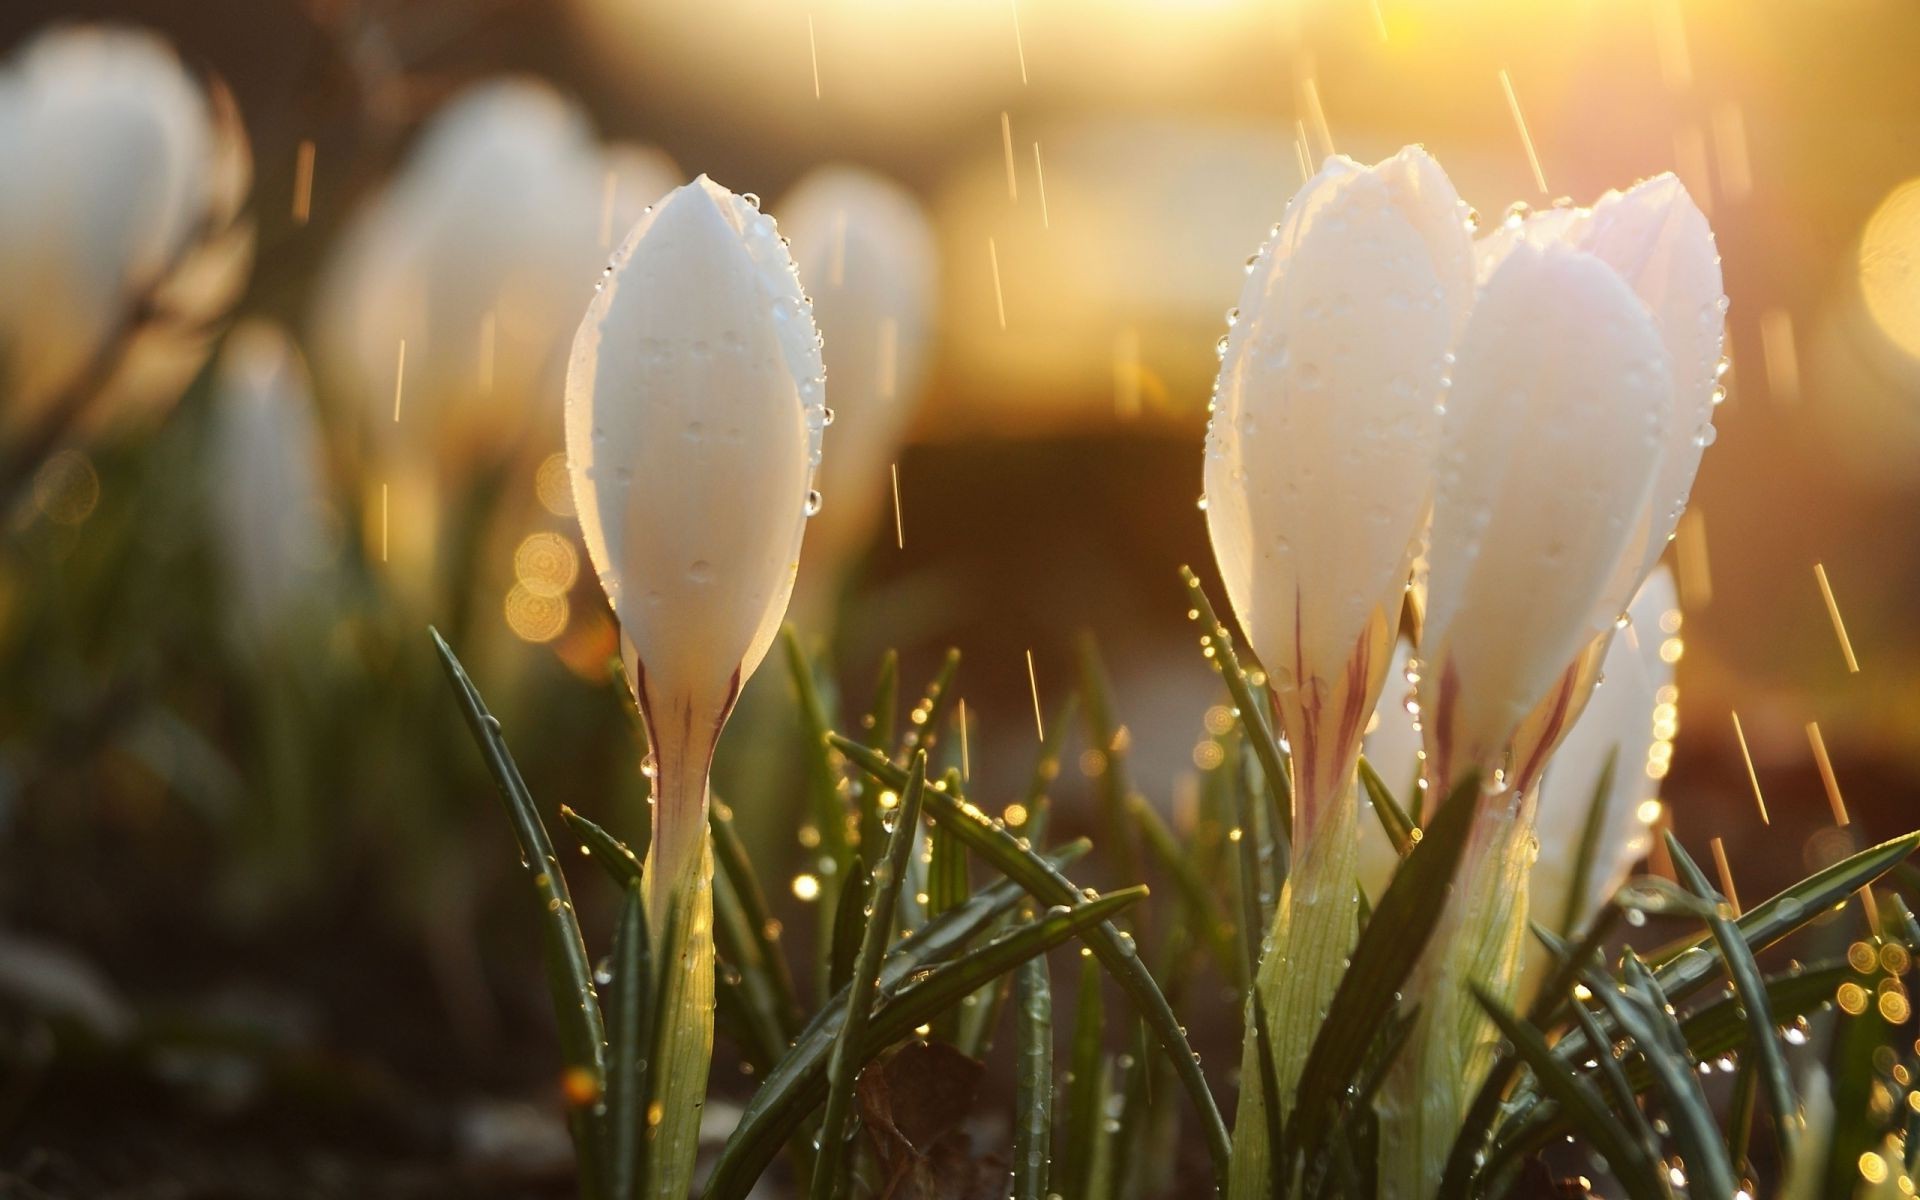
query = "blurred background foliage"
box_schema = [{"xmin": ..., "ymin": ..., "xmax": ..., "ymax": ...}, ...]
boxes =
[{"xmin": 0, "ymin": 0, "xmax": 1916, "ymax": 1193}]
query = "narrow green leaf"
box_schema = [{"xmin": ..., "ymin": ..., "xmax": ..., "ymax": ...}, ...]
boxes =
[
  {"xmin": 896, "ymin": 648, "xmax": 962, "ymax": 765},
  {"xmin": 828, "ymin": 860, "xmax": 869, "ymax": 998},
  {"xmin": 811, "ymin": 753, "xmax": 928, "ymax": 1200},
  {"xmin": 1587, "ymin": 955, "xmax": 1737, "ymax": 1200},
  {"xmin": 865, "ymin": 650, "xmax": 899, "ymax": 752},
  {"xmin": 1179, "ymin": 566, "xmax": 1292, "ymax": 847},
  {"xmin": 431, "ymin": 629, "xmax": 607, "ymax": 1196},
  {"xmin": 709, "ymin": 801, "xmax": 800, "ymax": 1033},
  {"xmin": 1727, "ymin": 1051, "xmax": 1758, "ymax": 1174},
  {"xmin": 1665, "ymin": 830, "xmax": 1798, "ymax": 1164},
  {"xmin": 1469, "ymin": 984, "xmax": 1670, "ymax": 1200},
  {"xmin": 1075, "ymin": 634, "xmax": 1143, "ymax": 882},
  {"xmin": 1060, "ymin": 952, "xmax": 1105, "ymax": 1200},
  {"xmin": 1558, "ymin": 748, "xmax": 1618, "ymax": 937},
  {"xmin": 828, "ymin": 734, "xmax": 1232, "ymax": 1186},
  {"xmin": 1251, "ymin": 994, "xmax": 1286, "ymax": 1200},
  {"xmin": 781, "ymin": 625, "xmax": 852, "ymax": 873},
  {"xmin": 606, "ymin": 881, "xmax": 653, "ymax": 1200},
  {"xmin": 1129, "ymin": 792, "xmax": 1241, "ymax": 989},
  {"xmin": 1231, "ymin": 738, "xmax": 1266, "ymax": 989},
  {"xmin": 1286, "ymin": 772, "xmax": 1481, "ymax": 1171},
  {"xmin": 701, "ymin": 881, "xmax": 1138, "ymax": 1200},
  {"xmin": 1356, "ymin": 755, "xmax": 1415, "ymax": 859},
  {"xmin": 1648, "ymin": 830, "xmax": 1920, "ymax": 1004},
  {"xmin": 1568, "ymin": 993, "xmax": 1664, "ymax": 1172},
  {"xmin": 1011, "ymin": 947, "xmax": 1054, "ymax": 1200}
]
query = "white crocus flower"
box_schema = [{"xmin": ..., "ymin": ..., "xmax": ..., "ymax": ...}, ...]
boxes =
[
  {"xmin": 1205, "ymin": 146, "xmax": 1474, "ymax": 1197},
  {"xmin": 206, "ymin": 321, "xmax": 336, "ymax": 639},
  {"xmin": 0, "ymin": 25, "xmax": 251, "ymax": 452},
  {"xmin": 779, "ymin": 166, "xmax": 938, "ymax": 625},
  {"xmin": 566, "ymin": 175, "xmax": 824, "ymax": 1199},
  {"xmin": 1382, "ymin": 237, "xmax": 1686, "ymax": 1200},
  {"xmin": 314, "ymin": 79, "xmax": 678, "ymax": 593}
]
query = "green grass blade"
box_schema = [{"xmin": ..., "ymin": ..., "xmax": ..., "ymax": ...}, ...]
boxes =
[
  {"xmin": 782, "ymin": 626, "xmax": 852, "ymax": 873},
  {"xmin": 897, "ymin": 648, "xmax": 961, "ymax": 765},
  {"xmin": 1665, "ymin": 830, "xmax": 1799, "ymax": 1165},
  {"xmin": 1469, "ymin": 984, "xmax": 1670, "ymax": 1200},
  {"xmin": 606, "ymin": 881, "xmax": 653, "ymax": 1200},
  {"xmin": 1567, "ymin": 993, "xmax": 1663, "ymax": 1167},
  {"xmin": 828, "ymin": 733, "xmax": 1232, "ymax": 1187},
  {"xmin": 1558, "ymin": 748, "xmax": 1618, "ymax": 936},
  {"xmin": 1128, "ymin": 792, "xmax": 1241, "ymax": 989},
  {"xmin": 1356, "ymin": 755, "xmax": 1415, "ymax": 859},
  {"xmin": 1232, "ymin": 738, "xmax": 1267, "ymax": 988},
  {"xmin": 1011, "ymin": 944, "xmax": 1054, "ymax": 1200},
  {"xmin": 702, "ymin": 881, "xmax": 1137, "ymax": 1200},
  {"xmin": 1075, "ymin": 634, "xmax": 1143, "ymax": 882},
  {"xmin": 1179, "ymin": 566, "xmax": 1292, "ymax": 847},
  {"xmin": 1590, "ymin": 954, "xmax": 1737, "ymax": 1200},
  {"xmin": 1251, "ymin": 993, "xmax": 1287, "ymax": 1200},
  {"xmin": 1647, "ymin": 830, "xmax": 1920, "ymax": 1003},
  {"xmin": 430, "ymin": 628, "xmax": 608, "ymax": 1196},
  {"xmin": 1285, "ymin": 772, "xmax": 1480, "ymax": 1174},
  {"xmin": 828, "ymin": 859, "xmax": 868, "ymax": 998},
  {"xmin": 1061, "ymin": 953, "xmax": 1105, "ymax": 1200},
  {"xmin": 810, "ymin": 752, "xmax": 928, "ymax": 1200},
  {"xmin": 709, "ymin": 799, "xmax": 801, "ymax": 1037}
]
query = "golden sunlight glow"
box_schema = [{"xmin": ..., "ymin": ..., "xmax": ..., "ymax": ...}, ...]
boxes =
[
  {"xmin": 1860, "ymin": 178, "xmax": 1920, "ymax": 358},
  {"xmin": 514, "ymin": 532, "xmax": 580, "ymax": 599}
]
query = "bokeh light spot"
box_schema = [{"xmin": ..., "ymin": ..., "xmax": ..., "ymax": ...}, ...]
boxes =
[{"xmin": 1860, "ymin": 178, "xmax": 1920, "ymax": 358}]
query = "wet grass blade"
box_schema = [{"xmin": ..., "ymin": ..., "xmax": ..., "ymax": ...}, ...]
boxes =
[
  {"xmin": 1075, "ymin": 634, "xmax": 1143, "ymax": 882},
  {"xmin": 1470, "ymin": 984, "xmax": 1670, "ymax": 1200},
  {"xmin": 702, "ymin": 882, "xmax": 1139, "ymax": 1200},
  {"xmin": 1590, "ymin": 953, "xmax": 1737, "ymax": 1200},
  {"xmin": 897, "ymin": 648, "xmax": 961, "ymax": 765},
  {"xmin": 1232, "ymin": 739, "xmax": 1267, "ymax": 987},
  {"xmin": 829, "ymin": 733, "xmax": 1232, "ymax": 1186},
  {"xmin": 606, "ymin": 881, "xmax": 653, "ymax": 1200},
  {"xmin": 1665, "ymin": 830, "xmax": 1798, "ymax": 1165},
  {"xmin": 1558, "ymin": 749, "xmax": 1618, "ymax": 936},
  {"xmin": 1647, "ymin": 830, "xmax": 1920, "ymax": 1003},
  {"xmin": 1286, "ymin": 772, "xmax": 1480, "ymax": 1174},
  {"xmin": 709, "ymin": 799, "xmax": 800, "ymax": 1038},
  {"xmin": 782, "ymin": 626, "xmax": 852, "ymax": 874},
  {"xmin": 1060, "ymin": 952, "xmax": 1104, "ymax": 1200},
  {"xmin": 1129, "ymin": 792, "xmax": 1241, "ymax": 989},
  {"xmin": 1251, "ymin": 993, "xmax": 1287, "ymax": 1200},
  {"xmin": 810, "ymin": 752, "xmax": 928, "ymax": 1200},
  {"xmin": 1179, "ymin": 566, "xmax": 1292, "ymax": 847},
  {"xmin": 828, "ymin": 860, "xmax": 868, "ymax": 997},
  {"xmin": 1011, "ymin": 945, "xmax": 1054, "ymax": 1200},
  {"xmin": 1357, "ymin": 755, "xmax": 1415, "ymax": 858},
  {"xmin": 431, "ymin": 628, "xmax": 607, "ymax": 1196}
]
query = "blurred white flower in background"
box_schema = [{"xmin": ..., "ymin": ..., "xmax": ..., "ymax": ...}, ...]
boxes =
[
  {"xmin": 0, "ymin": 24, "xmax": 252, "ymax": 449},
  {"xmin": 779, "ymin": 165, "xmax": 938, "ymax": 623},
  {"xmin": 316, "ymin": 79, "xmax": 679, "ymax": 472},
  {"xmin": 206, "ymin": 321, "xmax": 337, "ymax": 640}
]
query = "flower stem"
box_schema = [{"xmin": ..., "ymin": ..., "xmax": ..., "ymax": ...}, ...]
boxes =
[
  {"xmin": 1228, "ymin": 776, "xmax": 1361, "ymax": 1199},
  {"xmin": 1375, "ymin": 793, "xmax": 1537, "ymax": 1200},
  {"xmin": 639, "ymin": 738, "xmax": 716, "ymax": 1200}
]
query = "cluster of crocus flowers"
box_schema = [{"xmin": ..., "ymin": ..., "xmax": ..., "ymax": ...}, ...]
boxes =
[
  {"xmin": 1204, "ymin": 150, "xmax": 1722, "ymax": 1198},
  {"xmin": 0, "ymin": 24, "xmax": 252, "ymax": 479},
  {"xmin": 566, "ymin": 174, "xmax": 825, "ymax": 1198}
]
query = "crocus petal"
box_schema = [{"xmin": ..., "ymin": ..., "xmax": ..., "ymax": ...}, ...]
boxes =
[
  {"xmin": 0, "ymin": 25, "xmax": 218, "ymax": 428},
  {"xmin": 567, "ymin": 176, "xmax": 825, "ymax": 750},
  {"xmin": 779, "ymin": 166, "xmax": 938, "ymax": 601},
  {"xmin": 1532, "ymin": 566, "xmax": 1677, "ymax": 932},
  {"xmin": 1205, "ymin": 146, "xmax": 1472, "ymax": 823},
  {"xmin": 206, "ymin": 321, "xmax": 335, "ymax": 635},
  {"xmin": 1578, "ymin": 175, "xmax": 1725, "ymax": 590},
  {"xmin": 1419, "ymin": 241, "xmax": 1671, "ymax": 788}
]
